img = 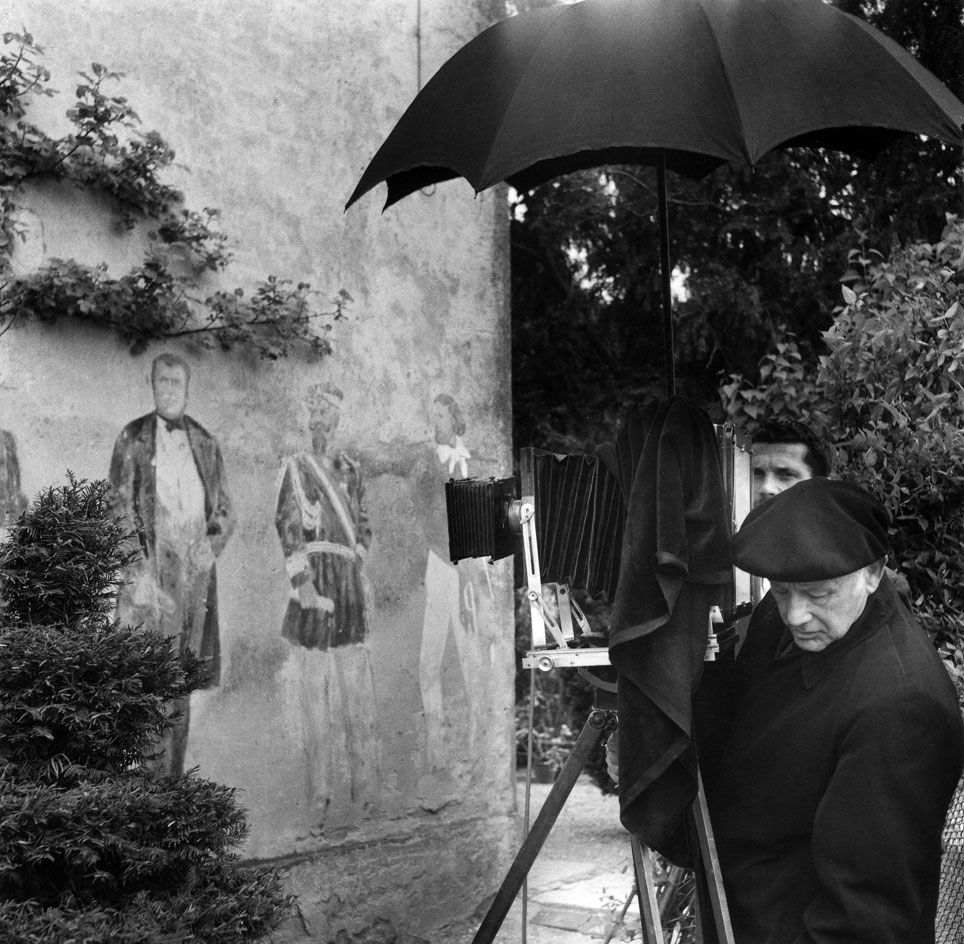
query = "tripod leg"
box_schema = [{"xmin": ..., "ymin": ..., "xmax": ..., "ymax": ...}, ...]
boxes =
[
  {"xmin": 471, "ymin": 709, "xmax": 612, "ymax": 944},
  {"xmin": 630, "ymin": 836, "xmax": 666, "ymax": 944},
  {"xmin": 691, "ymin": 771, "xmax": 735, "ymax": 944}
]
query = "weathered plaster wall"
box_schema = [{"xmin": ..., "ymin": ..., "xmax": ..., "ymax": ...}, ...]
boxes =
[{"xmin": 3, "ymin": 1, "xmax": 515, "ymax": 940}]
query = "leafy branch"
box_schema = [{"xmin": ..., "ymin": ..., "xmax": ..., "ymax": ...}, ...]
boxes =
[
  {"xmin": 0, "ymin": 257, "xmax": 349, "ymax": 358},
  {"xmin": 0, "ymin": 30, "xmax": 345, "ymax": 356}
]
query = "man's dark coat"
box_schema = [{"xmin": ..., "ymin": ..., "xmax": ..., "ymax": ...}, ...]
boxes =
[
  {"xmin": 705, "ymin": 576, "xmax": 964, "ymax": 944},
  {"xmin": 109, "ymin": 411, "xmax": 234, "ymax": 686}
]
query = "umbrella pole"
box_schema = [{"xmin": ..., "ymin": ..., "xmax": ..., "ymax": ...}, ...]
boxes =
[{"xmin": 656, "ymin": 153, "xmax": 676, "ymax": 397}]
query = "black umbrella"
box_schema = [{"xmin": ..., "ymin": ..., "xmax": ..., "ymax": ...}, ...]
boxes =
[{"xmin": 346, "ymin": 0, "xmax": 964, "ymax": 394}]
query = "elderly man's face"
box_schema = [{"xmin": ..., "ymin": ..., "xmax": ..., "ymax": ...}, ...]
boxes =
[
  {"xmin": 153, "ymin": 363, "xmax": 188, "ymax": 420},
  {"xmin": 769, "ymin": 565, "xmax": 883, "ymax": 652},
  {"xmin": 752, "ymin": 442, "xmax": 813, "ymax": 506}
]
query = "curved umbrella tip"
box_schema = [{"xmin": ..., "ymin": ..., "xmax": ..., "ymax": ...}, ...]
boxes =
[{"xmin": 344, "ymin": 184, "xmax": 367, "ymax": 213}]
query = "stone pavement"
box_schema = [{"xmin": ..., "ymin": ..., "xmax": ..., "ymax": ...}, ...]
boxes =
[{"xmin": 443, "ymin": 774, "xmax": 644, "ymax": 943}]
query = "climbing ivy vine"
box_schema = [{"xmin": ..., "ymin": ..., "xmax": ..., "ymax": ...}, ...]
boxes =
[{"xmin": 0, "ymin": 30, "xmax": 349, "ymax": 357}]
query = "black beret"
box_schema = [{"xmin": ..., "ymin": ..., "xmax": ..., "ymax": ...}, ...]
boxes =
[{"xmin": 732, "ymin": 478, "xmax": 890, "ymax": 582}]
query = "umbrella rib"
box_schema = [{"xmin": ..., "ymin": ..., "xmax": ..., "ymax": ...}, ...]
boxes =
[
  {"xmin": 477, "ymin": 6, "xmax": 574, "ymax": 189},
  {"xmin": 843, "ymin": 13, "xmax": 964, "ymax": 137},
  {"xmin": 692, "ymin": 0, "xmax": 752, "ymax": 166}
]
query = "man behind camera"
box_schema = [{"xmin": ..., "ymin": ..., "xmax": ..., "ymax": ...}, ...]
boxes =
[{"xmin": 708, "ymin": 478, "xmax": 964, "ymax": 943}]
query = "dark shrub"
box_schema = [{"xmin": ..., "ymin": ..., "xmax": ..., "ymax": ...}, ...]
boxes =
[
  {"xmin": 0, "ymin": 477, "xmax": 137, "ymax": 626},
  {"xmin": 0, "ymin": 475, "xmax": 289, "ymax": 941},
  {"xmin": 0, "ymin": 622, "xmax": 204, "ymax": 777}
]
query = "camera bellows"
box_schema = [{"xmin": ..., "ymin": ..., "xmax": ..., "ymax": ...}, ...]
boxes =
[
  {"xmin": 444, "ymin": 477, "xmax": 518, "ymax": 564},
  {"xmin": 521, "ymin": 447, "xmax": 624, "ymax": 601}
]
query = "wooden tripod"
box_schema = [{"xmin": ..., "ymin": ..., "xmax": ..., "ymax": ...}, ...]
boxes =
[{"xmin": 471, "ymin": 698, "xmax": 734, "ymax": 944}]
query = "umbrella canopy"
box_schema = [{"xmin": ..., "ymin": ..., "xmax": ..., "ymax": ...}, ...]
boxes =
[
  {"xmin": 345, "ymin": 0, "xmax": 964, "ymax": 211},
  {"xmin": 346, "ymin": 0, "xmax": 964, "ymax": 394}
]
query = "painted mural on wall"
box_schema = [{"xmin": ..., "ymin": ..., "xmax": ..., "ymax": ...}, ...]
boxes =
[
  {"xmin": 109, "ymin": 352, "xmax": 236, "ymax": 776},
  {"xmin": 420, "ymin": 393, "xmax": 494, "ymax": 771},
  {"xmin": 277, "ymin": 382, "xmax": 380, "ymax": 823},
  {"xmin": 0, "ymin": 429, "xmax": 28, "ymax": 538},
  {"xmin": 364, "ymin": 392, "xmax": 499, "ymax": 776},
  {"xmin": 276, "ymin": 382, "xmax": 372, "ymax": 648}
]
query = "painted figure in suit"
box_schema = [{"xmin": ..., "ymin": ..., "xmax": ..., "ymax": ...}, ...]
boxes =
[
  {"xmin": 275, "ymin": 382, "xmax": 379, "ymax": 823},
  {"xmin": 109, "ymin": 352, "xmax": 235, "ymax": 775}
]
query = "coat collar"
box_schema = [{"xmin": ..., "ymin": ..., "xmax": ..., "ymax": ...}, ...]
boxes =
[
  {"xmin": 139, "ymin": 411, "xmax": 195, "ymax": 440},
  {"xmin": 796, "ymin": 576, "xmax": 898, "ymax": 690}
]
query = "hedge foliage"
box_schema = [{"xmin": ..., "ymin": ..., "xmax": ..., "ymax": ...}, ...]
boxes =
[
  {"xmin": 722, "ymin": 215, "xmax": 964, "ymax": 690},
  {"xmin": 0, "ymin": 864, "xmax": 286, "ymax": 944},
  {"xmin": 0, "ymin": 477, "xmax": 137, "ymax": 625},
  {"xmin": 0, "ymin": 775, "xmax": 246, "ymax": 902},
  {"xmin": 0, "ymin": 621, "xmax": 203, "ymax": 779},
  {"xmin": 0, "ymin": 475, "xmax": 290, "ymax": 942}
]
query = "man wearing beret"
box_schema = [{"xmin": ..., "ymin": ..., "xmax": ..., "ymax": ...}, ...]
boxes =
[{"xmin": 709, "ymin": 477, "xmax": 964, "ymax": 944}]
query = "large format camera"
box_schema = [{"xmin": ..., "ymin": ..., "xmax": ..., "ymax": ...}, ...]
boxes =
[{"xmin": 445, "ymin": 423, "xmax": 754, "ymax": 669}]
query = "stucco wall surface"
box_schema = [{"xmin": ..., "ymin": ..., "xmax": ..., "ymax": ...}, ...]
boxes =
[{"xmin": 2, "ymin": 1, "xmax": 515, "ymax": 940}]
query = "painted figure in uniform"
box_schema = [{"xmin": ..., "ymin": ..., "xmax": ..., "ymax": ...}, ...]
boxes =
[
  {"xmin": 109, "ymin": 352, "xmax": 235, "ymax": 776},
  {"xmin": 276, "ymin": 382, "xmax": 372, "ymax": 648},
  {"xmin": 275, "ymin": 382, "xmax": 379, "ymax": 822}
]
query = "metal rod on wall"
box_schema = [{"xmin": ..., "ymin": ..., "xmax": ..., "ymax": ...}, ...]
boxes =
[{"xmin": 657, "ymin": 152, "xmax": 676, "ymax": 397}]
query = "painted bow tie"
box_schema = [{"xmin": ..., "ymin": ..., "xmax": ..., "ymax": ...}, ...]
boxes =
[{"xmin": 436, "ymin": 438, "xmax": 470, "ymax": 479}]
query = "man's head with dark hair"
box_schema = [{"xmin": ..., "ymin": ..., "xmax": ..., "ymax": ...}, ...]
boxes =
[
  {"xmin": 432, "ymin": 393, "xmax": 466, "ymax": 445},
  {"xmin": 752, "ymin": 419, "xmax": 832, "ymax": 506},
  {"xmin": 150, "ymin": 353, "xmax": 191, "ymax": 421},
  {"xmin": 151, "ymin": 352, "xmax": 191, "ymax": 386}
]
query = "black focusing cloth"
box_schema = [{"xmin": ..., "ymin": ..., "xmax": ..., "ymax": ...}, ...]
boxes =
[{"xmin": 608, "ymin": 398, "xmax": 732, "ymax": 861}]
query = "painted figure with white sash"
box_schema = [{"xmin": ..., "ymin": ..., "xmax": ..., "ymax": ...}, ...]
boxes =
[
  {"xmin": 276, "ymin": 382, "xmax": 372, "ymax": 649},
  {"xmin": 275, "ymin": 381, "xmax": 378, "ymax": 824}
]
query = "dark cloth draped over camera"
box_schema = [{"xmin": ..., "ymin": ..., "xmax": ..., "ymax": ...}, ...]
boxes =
[{"xmin": 603, "ymin": 397, "xmax": 731, "ymax": 862}]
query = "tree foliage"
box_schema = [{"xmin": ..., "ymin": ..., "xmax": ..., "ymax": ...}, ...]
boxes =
[{"xmin": 511, "ymin": 0, "xmax": 963, "ymax": 451}]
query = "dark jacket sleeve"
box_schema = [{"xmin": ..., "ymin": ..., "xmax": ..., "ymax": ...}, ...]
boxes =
[
  {"xmin": 109, "ymin": 423, "xmax": 148, "ymax": 557},
  {"xmin": 186, "ymin": 419, "xmax": 235, "ymax": 557},
  {"xmin": 205, "ymin": 437, "xmax": 234, "ymax": 557},
  {"xmin": 798, "ymin": 689, "xmax": 964, "ymax": 943}
]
